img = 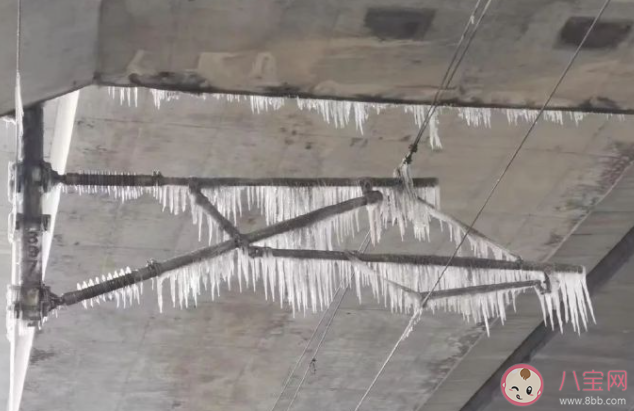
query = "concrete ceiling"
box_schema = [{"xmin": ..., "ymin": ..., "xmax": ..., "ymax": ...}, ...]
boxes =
[
  {"xmin": 2, "ymin": 0, "xmax": 634, "ymax": 410},
  {"xmin": 1, "ymin": 86, "xmax": 632, "ymax": 411},
  {"xmin": 7, "ymin": 0, "xmax": 634, "ymax": 115},
  {"xmin": 98, "ymin": 0, "xmax": 634, "ymax": 113}
]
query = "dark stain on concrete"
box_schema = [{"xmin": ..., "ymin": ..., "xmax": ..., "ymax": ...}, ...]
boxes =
[
  {"xmin": 30, "ymin": 348, "xmax": 55, "ymax": 365},
  {"xmin": 546, "ymin": 233, "xmax": 565, "ymax": 248},
  {"xmin": 558, "ymin": 17, "xmax": 632, "ymax": 50},
  {"xmin": 562, "ymin": 142, "xmax": 634, "ymax": 216},
  {"xmin": 350, "ymin": 137, "xmax": 368, "ymax": 148},
  {"xmin": 364, "ymin": 7, "xmax": 435, "ymax": 41},
  {"xmin": 128, "ymin": 72, "xmax": 209, "ymax": 94},
  {"xmin": 264, "ymin": 84, "xmax": 303, "ymax": 96},
  {"xmin": 423, "ymin": 325, "xmax": 484, "ymax": 394}
]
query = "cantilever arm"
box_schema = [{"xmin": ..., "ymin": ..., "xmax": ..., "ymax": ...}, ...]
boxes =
[
  {"xmin": 247, "ymin": 247, "xmax": 582, "ymax": 274},
  {"xmin": 54, "ymin": 191, "xmax": 384, "ymax": 308},
  {"xmin": 52, "ymin": 172, "xmax": 438, "ymax": 190}
]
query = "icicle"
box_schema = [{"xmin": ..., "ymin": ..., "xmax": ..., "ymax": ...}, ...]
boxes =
[
  {"xmin": 429, "ymin": 109, "xmax": 442, "ymax": 149},
  {"xmin": 249, "ymin": 96, "xmax": 285, "ymax": 114},
  {"xmin": 73, "ymin": 246, "xmax": 587, "ymax": 337},
  {"xmin": 458, "ymin": 107, "xmax": 491, "ymax": 128}
]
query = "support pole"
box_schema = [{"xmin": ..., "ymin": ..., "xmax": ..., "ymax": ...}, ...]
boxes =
[
  {"xmin": 17, "ymin": 104, "xmax": 48, "ymax": 324},
  {"xmin": 247, "ymin": 247, "xmax": 584, "ymax": 274},
  {"xmin": 56, "ymin": 191, "xmax": 384, "ymax": 307}
]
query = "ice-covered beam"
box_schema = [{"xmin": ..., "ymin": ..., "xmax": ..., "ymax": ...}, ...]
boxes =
[
  {"xmin": 56, "ymin": 191, "xmax": 383, "ymax": 307},
  {"xmin": 53, "ymin": 173, "xmax": 438, "ymax": 190},
  {"xmin": 247, "ymin": 247, "xmax": 583, "ymax": 275}
]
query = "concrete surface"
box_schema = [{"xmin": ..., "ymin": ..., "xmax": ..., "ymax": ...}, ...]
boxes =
[
  {"xmin": 8, "ymin": 0, "xmax": 634, "ymax": 115},
  {"xmin": 3, "ymin": 86, "xmax": 632, "ymax": 411},
  {"xmin": 0, "ymin": 0, "xmax": 99, "ymax": 115},
  {"xmin": 95, "ymin": 0, "xmax": 634, "ymax": 112}
]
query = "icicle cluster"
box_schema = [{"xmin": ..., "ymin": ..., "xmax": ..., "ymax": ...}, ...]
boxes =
[
  {"xmin": 104, "ymin": 86, "xmax": 613, "ymax": 151},
  {"xmin": 396, "ymin": 162, "xmax": 515, "ymax": 260},
  {"xmin": 249, "ymin": 96, "xmax": 285, "ymax": 114},
  {"xmin": 458, "ymin": 107, "xmax": 492, "ymax": 128},
  {"xmin": 107, "ymin": 87, "xmax": 139, "ymax": 108},
  {"xmin": 75, "ymin": 267, "xmax": 142, "ymax": 309},
  {"xmin": 63, "ymin": 179, "xmax": 443, "ymax": 249},
  {"xmin": 78, "ymin": 249, "xmax": 592, "ymax": 334},
  {"xmin": 537, "ymin": 272, "xmax": 595, "ymax": 334}
]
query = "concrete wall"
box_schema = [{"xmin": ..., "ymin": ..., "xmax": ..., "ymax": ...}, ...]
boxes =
[{"xmin": 0, "ymin": 0, "xmax": 100, "ymax": 116}]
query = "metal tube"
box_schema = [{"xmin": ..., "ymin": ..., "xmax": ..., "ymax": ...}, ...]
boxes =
[
  {"xmin": 55, "ymin": 172, "xmax": 438, "ymax": 189},
  {"xmin": 58, "ymin": 191, "xmax": 384, "ymax": 306},
  {"xmin": 190, "ymin": 187, "xmax": 243, "ymax": 241},
  {"xmin": 247, "ymin": 247, "xmax": 584, "ymax": 274},
  {"xmin": 421, "ymin": 280, "xmax": 542, "ymax": 300},
  {"xmin": 416, "ymin": 196, "xmax": 518, "ymax": 260},
  {"xmin": 18, "ymin": 104, "xmax": 46, "ymax": 323}
]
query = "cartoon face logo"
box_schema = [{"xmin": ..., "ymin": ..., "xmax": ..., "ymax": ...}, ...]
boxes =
[{"xmin": 501, "ymin": 364, "xmax": 543, "ymax": 406}]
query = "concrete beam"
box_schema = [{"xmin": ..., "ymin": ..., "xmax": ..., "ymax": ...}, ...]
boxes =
[
  {"xmin": 94, "ymin": 0, "xmax": 634, "ymax": 114},
  {"xmin": 456, "ymin": 222, "xmax": 634, "ymax": 411}
]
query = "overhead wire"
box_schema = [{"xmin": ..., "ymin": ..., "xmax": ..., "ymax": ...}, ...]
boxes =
[
  {"xmin": 268, "ymin": 230, "xmax": 372, "ymax": 411},
  {"xmin": 351, "ymin": 1, "xmax": 613, "ymax": 410},
  {"xmin": 401, "ymin": 0, "xmax": 493, "ymax": 165}
]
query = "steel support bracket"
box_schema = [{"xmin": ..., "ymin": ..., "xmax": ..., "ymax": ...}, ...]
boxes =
[
  {"xmin": 10, "ymin": 283, "xmax": 60, "ymax": 326},
  {"xmin": 14, "ymin": 213, "xmax": 51, "ymax": 231}
]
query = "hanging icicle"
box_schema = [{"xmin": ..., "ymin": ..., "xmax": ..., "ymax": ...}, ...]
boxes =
[
  {"xmin": 77, "ymin": 250, "xmax": 593, "ymax": 334},
  {"xmin": 75, "ymin": 267, "xmax": 141, "ymax": 310},
  {"xmin": 429, "ymin": 109, "xmax": 442, "ymax": 150},
  {"xmin": 458, "ymin": 107, "xmax": 492, "ymax": 128},
  {"xmin": 106, "ymin": 86, "xmax": 607, "ymax": 150}
]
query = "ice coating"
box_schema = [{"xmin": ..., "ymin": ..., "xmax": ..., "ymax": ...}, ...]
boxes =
[
  {"xmin": 75, "ymin": 249, "xmax": 593, "ymax": 334},
  {"xmin": 75, "ymin": 267, "xmax": 142, "ymax": 309},
  {"xmin": 104, "ymin": 87, "xmax": 605, "ymax": 150},
  {"xmin": 61, "ymin": 174, "xmax": 519, "ymax": 260},
  {"xmin": 62, "ymin": 179, "xmax": 444, "ymax": 249}
]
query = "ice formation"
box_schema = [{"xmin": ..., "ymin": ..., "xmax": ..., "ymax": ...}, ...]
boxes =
[
  {"xmin": 62, "ymin": 178, "xmax": 446, "ymax": 250},
  {"xmin": 107, "ymin": 86, "xmax": 139, "ymax": 108},
  {"xmin": 61, "ymin": 172, "xmax": 593, "ymax": 333},
  {"xmin": 458, "ymin": 107, "xmax": 492, "ymax": 128},
  {"xmin": 105, "ymin": 86, "xmax": 606, "ymax": 149},
  {"xmin": 61, "ymin": 172, "xmax": 520, "ymax": 261},
  {"xmin": 75, "ymin": 267, "xmax": 143, "ymax": 309},
  {"xmin": 75, "ymin": 247, "xmax": 593, "ymax": 334}
]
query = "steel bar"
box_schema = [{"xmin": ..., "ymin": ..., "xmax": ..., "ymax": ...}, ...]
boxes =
[
  {"xmin": 17, "ymin": 104, "xmax": 47, "ymax": 324},
  {"xmin": 57, "ymin": 191, "xmax": 383, "ymax": 307},
  {"xmin": 247, "ymin": 247, "xmax": 583, "ymax": 274},
  {"xmin": 416, "ymin": 196, "xmax": 518, "ymax": 260},
  {"xmin": 346, "ymin": 254, "xmax": 541, "ymax": 299},
  {"xmin": 190, "ymin": 187, "xmax": 243, "ymax": 241},
  {"xmin": 54, "ymin": 172, "xmax": 438, "ymax": 189},
  {"xmin": 420, "ymin": 281, "xmax": 542, "ymax": 300}
]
